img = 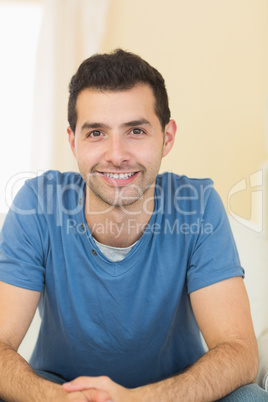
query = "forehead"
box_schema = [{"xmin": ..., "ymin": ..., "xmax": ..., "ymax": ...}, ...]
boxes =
[{"xmin": 75, "ymin": 84, "xmax": 157, "ymax": 124}]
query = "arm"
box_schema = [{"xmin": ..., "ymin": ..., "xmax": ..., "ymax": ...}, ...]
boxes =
[
  {"xmin": 64, "ymin": 277, "xmax": 258, "ymax": 402},
  {"xmin": 0, "ymin": 281, "xmax": 92, "ymax": 402},
  {"xmin": 139, "ymin": 276, "xmax": 258, "ymax": 401}
]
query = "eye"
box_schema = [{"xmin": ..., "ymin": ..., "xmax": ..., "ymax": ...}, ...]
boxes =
[
  {"xmin": 88, "ymin": 130, "xmax": 103, "ymax": 138},
  {"xmin": 130, "ymin": 128, "xmax": 145, "ymax": 135}
]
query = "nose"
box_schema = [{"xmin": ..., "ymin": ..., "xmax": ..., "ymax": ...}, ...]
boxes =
[{"xmin": 104, "ymin": 134, "xmax": 130, "ymax": 167}]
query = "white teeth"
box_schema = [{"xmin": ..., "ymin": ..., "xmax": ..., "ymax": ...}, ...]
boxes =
[{"xmin": 103, "ymin": 172, "xmax": 135, "ymax": 179}]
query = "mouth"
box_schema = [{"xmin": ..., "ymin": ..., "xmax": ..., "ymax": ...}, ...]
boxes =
[
  {"xmin": 102, "ymin": 172, "xmax": 136, "ymax": 180},
  {"xmin": 97, "ymin": 171, "xmax": 139, "ymax": 185}
]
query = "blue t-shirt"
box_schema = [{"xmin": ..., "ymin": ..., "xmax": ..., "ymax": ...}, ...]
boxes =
[{"xmin": 0, "ymin": 171, "xmax": 244, "ymax": 388}]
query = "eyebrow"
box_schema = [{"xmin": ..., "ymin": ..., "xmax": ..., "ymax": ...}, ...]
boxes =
[
  {"xmin": 122, "ymin": 119, "xmax": 151, "ymax": 128},
  {"xmin": 81, "ymin": 119, "xmax": 151, "ymax": 131}
]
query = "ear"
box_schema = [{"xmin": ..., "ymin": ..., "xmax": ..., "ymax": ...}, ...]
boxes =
[
  {"xmin": 162, "ymin": 119, "xmax": 177, "ymax": 157},
  {"xmin": 67, "ymin": 126, "xmax": 77, "ymax": 159}
]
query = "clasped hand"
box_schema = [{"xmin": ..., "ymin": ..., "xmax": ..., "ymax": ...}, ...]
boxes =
[{"xmin": 62, "ymin": 376, "xmax": 138, "ymax": 402}]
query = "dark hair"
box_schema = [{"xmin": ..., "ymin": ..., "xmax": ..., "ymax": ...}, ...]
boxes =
[{"xmin": 68, "ymin": 49, "xmax": 170, "ymax": 132}]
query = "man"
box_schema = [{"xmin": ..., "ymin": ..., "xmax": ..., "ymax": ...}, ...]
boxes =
[{"xmin": 0, "ymin": 49, "xmax": 266, "ymax": 401}]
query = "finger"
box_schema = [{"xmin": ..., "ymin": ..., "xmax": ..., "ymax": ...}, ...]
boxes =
[
  {"xmin": 82, "ymin": 389, "xmax": 113, "ymax": 402},
  {"xmin": 65, "ymin": 391, "xmax": 88, "ymax": 401},
  {"xmin": 64, "ymin": 389, "xmax": 111, "ymax": 402}
]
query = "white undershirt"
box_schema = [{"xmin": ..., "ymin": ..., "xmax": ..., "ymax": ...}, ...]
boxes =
[{"xmin": 93, "ymin": 238, "xmax": 138, "ymax": 262}]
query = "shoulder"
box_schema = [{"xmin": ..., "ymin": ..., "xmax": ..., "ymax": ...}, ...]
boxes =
[
  {"xmin": 8, "ymin": 171, "xmax": 84, "ymax": 216},
  {"xmin": 24, "ymin": 170, "xmax": 84, "ymax": 202},
  {"xmin": 156, "ymin": 172, "xmax": 214, "ymax": 192},
  {"xmin": 25, "ymin": 170, "xmax": 83, "ymax": 191},
  {"xmin": 155, "ymin": 172, "xmax": 217, "ymax": 214}
]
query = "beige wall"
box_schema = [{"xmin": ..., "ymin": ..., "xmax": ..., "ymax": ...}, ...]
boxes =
[{"xmin": 100, "ymin": 0, "xmax": 268, "ymax": 219}]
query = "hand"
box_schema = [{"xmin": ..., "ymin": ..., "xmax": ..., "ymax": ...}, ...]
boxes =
[
  {"xmin": 48, "ymin": 385, "xmax": 112, "ymax": 402},
  {"xmin": 46, "ymin": 383, "xmax": 112, "ymax": 402},
  {"xmin": 62, "ymin": 376, "xmax": 138, "ymax": 402},
  {"xmin": 65, "ymin": 389, "xmax": 112, "ymax": 402}
]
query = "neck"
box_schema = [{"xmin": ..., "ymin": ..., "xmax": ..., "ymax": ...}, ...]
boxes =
[{"xmin": 85, "ymin": 187, "xmax": 155, "ymax": 248}]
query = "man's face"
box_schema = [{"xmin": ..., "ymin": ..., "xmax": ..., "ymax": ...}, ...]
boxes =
[{"xmin": 68, "ymin": 84, "xmax": 175, "ymax": 211}]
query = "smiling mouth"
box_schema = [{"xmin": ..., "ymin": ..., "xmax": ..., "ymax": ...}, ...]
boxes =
[{"xmin": 101, "ymin": 172, "xmax": 137, "ymax": 180}]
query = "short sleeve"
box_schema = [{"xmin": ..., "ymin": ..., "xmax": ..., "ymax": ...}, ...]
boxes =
[
  {"xmin": 187, "ymin": 187, "xmax": 244, "ymax": 293},
  {"xmin": 0, "ymin": 183, "xmax": 46, "ymax": 291}
]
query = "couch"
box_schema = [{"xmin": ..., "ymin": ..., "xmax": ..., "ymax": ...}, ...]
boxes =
[{"xmin": 229, "ymin": 216, "xmax": 268, "ymax": 390}]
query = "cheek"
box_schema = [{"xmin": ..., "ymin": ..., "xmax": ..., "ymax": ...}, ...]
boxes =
[
  {"xmin": 138, "ymin": 142, "xmax": 163, "ymax": 163},
  {"xmin": 76, "ymin": 144, "xmax": 98, "ymax": 161}
]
